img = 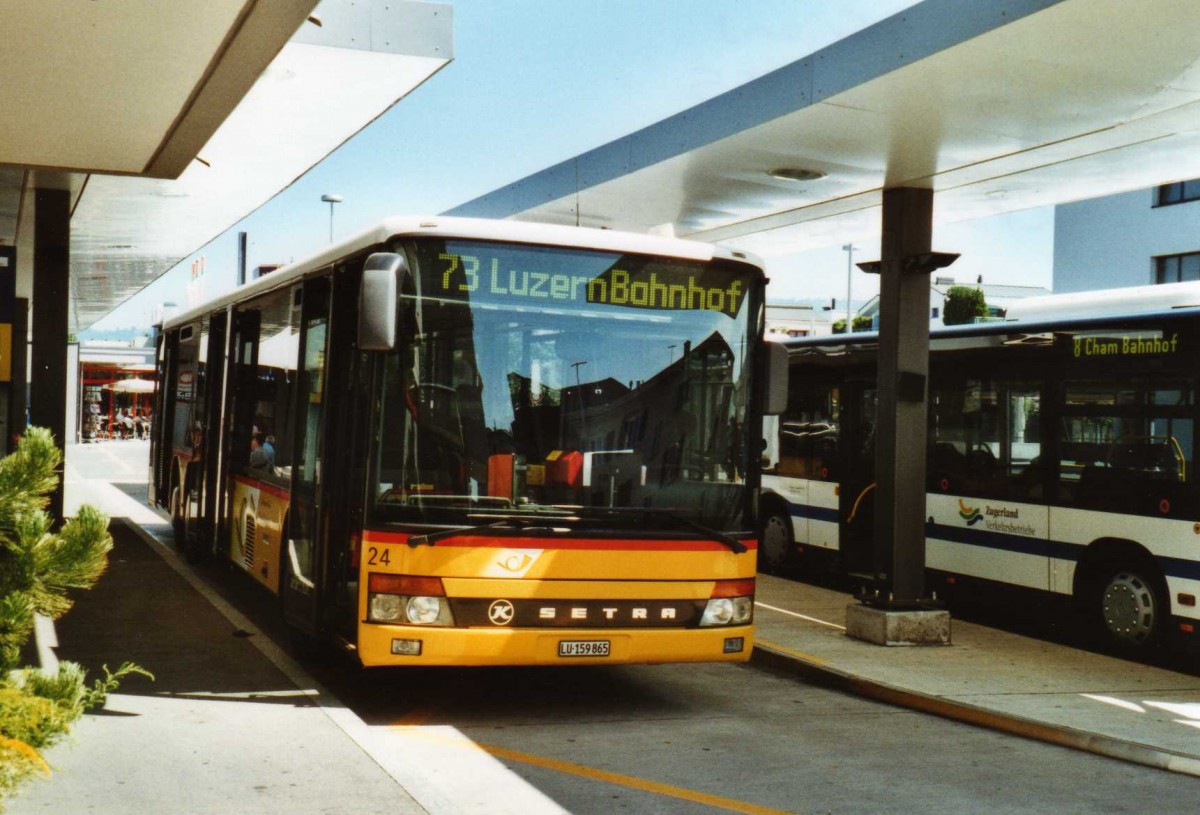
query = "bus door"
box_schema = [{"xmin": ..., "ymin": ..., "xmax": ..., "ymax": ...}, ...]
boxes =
[
  {"xmin": 327, "ymin": 267, "xmax": 370, "ymax": 644},
  {"xmin": 149, "ymin": 329, "xmax": 176, "ymax": 507},
  {"xmin": 283, "ymin": 276, "xmax": 332, "ymax": 634},
  {"xmin": 222, "ymin": 307, "xmax": 261, "ymax": 557},
  {"xmin": 197, "ymin": 312, "xmax": 228, "ymax": 556},
  {"xmin": 839, "ymin": 380, "xmax": 878, "ymax": 576}
]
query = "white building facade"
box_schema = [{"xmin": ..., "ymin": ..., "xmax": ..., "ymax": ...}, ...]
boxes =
[{"xmin": 1054, "ymin": 180, "xmax": 1200, "ymax": 292}]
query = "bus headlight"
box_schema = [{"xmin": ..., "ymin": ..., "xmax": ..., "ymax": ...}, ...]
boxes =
[
  {"xmin": 701, "ymin": 598, "xmax": 735, "ymax": 626},
  {"xmin": 369, "ymin": 593, "xmax": 404, "ymax": 622},
  {"xmin": 699, "ymin": 579, "xmax": 754, "ymax": 627},
  {"xmin": 368, "ymin": 574, "xmax": 455, "ymax": 626},
  {"xmin": 406, "ymin": 596, "xmax": 449, "ymax": 625}
]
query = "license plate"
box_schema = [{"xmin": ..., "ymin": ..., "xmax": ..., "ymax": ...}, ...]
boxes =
[{"xmin": 558, "ymin": 640, "xmax": 610, "ymax": 658}]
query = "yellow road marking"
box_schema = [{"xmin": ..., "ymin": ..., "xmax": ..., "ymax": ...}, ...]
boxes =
[
  {"xmin": 753, "ymin": 638, "xmax": 826, "ymax": 666},
  {"xmin": 391, "ymin": 705, "xmax": 439, "ymax": 727},
  {"xmin": 387, "ymin": 727, "xmax": 798, "ymax": 814},
  {"xmin": 479, "ymin": 742, "xmax": 800, "ymax": 815}
]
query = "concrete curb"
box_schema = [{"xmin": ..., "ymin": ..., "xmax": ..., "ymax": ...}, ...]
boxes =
[{"xmin": 751, "ymin": 641, "xmax": 1200, "ymax": 778}]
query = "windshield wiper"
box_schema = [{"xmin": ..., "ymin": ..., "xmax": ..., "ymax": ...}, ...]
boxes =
[
  {"xmin": 405, "ymin": 515, "xmax": 578, "ymax": 547},
  {"xmin": 645, "ymin": 509, "xmax": 748, "ymax": 554},
  {"xmin": 573, "ymin": 507, "xmax": 748, "ymax": 554}
]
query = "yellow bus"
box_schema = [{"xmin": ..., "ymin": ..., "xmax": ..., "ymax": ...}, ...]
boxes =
[{"xmin": 150, "ymin": 217, "xmax": 785, "ymax": 666}]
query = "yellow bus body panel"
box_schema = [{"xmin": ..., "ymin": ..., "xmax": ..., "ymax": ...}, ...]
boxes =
[
  {"xmin": 356, "ymin": 530, "xmax": 757, "ymax": 667},
  {"xmin": 359, "ymin": 535, "xmax": 755, "ymax": 581},
  {"xmin": 228, "ymin": 477, "xmax": 288, "ymax": 594}
]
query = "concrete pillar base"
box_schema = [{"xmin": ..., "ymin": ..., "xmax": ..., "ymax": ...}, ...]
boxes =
[{"xmin": 845, "ymin": 603, "xmax": 951, "ymax": 646}]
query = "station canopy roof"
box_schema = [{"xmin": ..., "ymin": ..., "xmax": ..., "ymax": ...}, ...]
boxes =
[
  {"xmin": 450, "ymin": 0, "xmax": 1200, "ymax": 261},
  {"xmin": 0, "ymin": 0, "xmax": 452, "ymax": 331}
]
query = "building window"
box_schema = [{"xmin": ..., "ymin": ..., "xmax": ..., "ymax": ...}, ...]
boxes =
[
  {"xmin": 1155, "ymin": 252, "xmax": 1200, "ymax": 284},
  {"xmin": 1155, "ymin": 179, "xmax": 1200, "ymax": 206}
]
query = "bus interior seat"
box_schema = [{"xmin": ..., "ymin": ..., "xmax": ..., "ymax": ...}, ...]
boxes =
[{"xmin": 1108, "ymin": 440, "xmax": 1179, "ymax": 480}]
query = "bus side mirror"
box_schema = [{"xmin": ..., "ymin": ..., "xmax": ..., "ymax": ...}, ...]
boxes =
[
  {"xmin": 764, "ymin": 341, "xmax": 788, "ymax": 416},
  {"xmin": 358, "ymin": 252, "xmax": 409, "ymax": 351}
]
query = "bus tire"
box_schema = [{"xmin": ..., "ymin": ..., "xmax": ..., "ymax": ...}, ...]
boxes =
[
  {"xmin": 758, "ymin": 500, "xmax": 796, "ymax": 574},
  {"xmin": 1081, "ymin": 554, "xmax": 1168, "ymax": 651}
]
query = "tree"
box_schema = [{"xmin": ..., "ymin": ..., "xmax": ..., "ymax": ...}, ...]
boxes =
[
  {"xmin": 942, "ymin": 286, "xmax": 989, "ymax": 326},
  {"xmin": 833, "ymin": 316, "xmax": 875, "ymax": 334},
  {"xmin": 0, "ymin": 428, "xmax": 150, "ymax": 801}
]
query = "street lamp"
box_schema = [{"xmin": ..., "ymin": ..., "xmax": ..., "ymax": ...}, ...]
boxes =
[
  {"xmin": 842, "ymin": 243, "xmax": 857, "ymax": 333},
  {"xmin": 321, "ymin": 194, "xmax": 343, "ymax": 242}
]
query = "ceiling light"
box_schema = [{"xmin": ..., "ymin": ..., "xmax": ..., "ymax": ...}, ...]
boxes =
[{"xmin": 768, "ymin": 168, "xmax": 826, "ymax": 183}]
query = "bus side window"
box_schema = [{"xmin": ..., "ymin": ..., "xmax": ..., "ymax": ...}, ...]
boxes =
[
  {"xmin": 234, "ymin": 288, "xmax": 299, "ymax": 483},
  {"xmin": 929, "ymin": 378, "xmax": 1041, "ymax": 501},
  {"xmin": 777, "ymin": 382, "xmax": 838, "ymax": 480},
  {"xmin": 929, "ymin": 379, "xmax": 998, "ymax": 497},
  {"xmin": 1059, "ymin": 378, "xmax": 1194, "ymax": 515},
  {"xmin": 1006, "ymin": 385, "xmax": 1043, "ymax": 500}
]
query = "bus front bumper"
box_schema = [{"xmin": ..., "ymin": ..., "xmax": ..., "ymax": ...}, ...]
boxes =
[{"xmin": 355, "ymin": 624, "xmax": 755, "ymax": 667}]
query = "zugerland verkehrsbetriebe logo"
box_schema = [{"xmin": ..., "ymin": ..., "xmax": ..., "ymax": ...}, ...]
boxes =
[
  {"xmin": 959, "ymin": 499, "xmax": 1037, "ymax": 536},
  {"xmin": 958, "ymin": 498, "xmax": 982, "ymax": 526}
]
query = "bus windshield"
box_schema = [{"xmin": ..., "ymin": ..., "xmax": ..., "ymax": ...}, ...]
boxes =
[{"xmin": 370, "ymin": 238, "xmax": 761, "ymax": 531}]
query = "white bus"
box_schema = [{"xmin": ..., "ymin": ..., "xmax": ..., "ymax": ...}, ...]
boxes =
[{"xmin": 761, "ymin": 282, "xmax": 1200, "ymax": 652}]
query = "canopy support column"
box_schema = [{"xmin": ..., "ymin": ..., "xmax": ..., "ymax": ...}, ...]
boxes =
[
  {"xmin": 846, "ymin": 186, "xmax": 955, "ymax": 646},
  {"xmin": 31, "ymin": 188, "xmax": 70, "ymax": 522}
]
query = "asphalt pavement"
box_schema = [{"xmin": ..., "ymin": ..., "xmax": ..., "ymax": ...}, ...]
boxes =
[{"xmin": 9, "ymin": 438, "xmax": 1200, "ymax": 814}]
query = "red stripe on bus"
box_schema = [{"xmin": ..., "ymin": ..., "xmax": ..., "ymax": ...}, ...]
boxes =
[
  {"xmin": 363, "ymin": 530, "xmax": 756, "ymax": 552},
  {"xmin": 233, "ymin": 474, "xmax": 291, "ymax": 501}
]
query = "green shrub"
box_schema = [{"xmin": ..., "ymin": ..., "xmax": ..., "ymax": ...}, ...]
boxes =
[
  {"xmin": 0, "ymin": 688, "xmax": 69, "ymax": 750},
  {"xmin": 833, "ymin": 315, "xmax": 875, "ymax": 334},
  {"xmin": 0, "ymin": 429, "xmax": 152, "ymax": 807},
  {"xmin": 943, "ymin": 286, "xmax": 989, "ymax": 325},
  {"xmin": 0, "ymin": 735, "xmax": 49, "ymax": 801}
]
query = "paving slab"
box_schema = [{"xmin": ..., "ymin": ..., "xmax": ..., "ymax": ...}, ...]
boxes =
[{"xmin": 753, "ymin": 573, "xmax": 1200, "ymax": 776}]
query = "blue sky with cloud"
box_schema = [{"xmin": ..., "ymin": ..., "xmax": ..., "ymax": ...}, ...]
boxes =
[{"xmin": 91, "ymin": 0, "xmax": 1052, "ymax": 331}]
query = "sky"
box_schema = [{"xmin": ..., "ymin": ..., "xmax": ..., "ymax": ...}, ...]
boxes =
[
  {"xmin": 764, "ymin": 206, "xmax": 1055, "ymax": 309},
  {"xmin": 89, "ymin": 0, "xmax": 1054, "ymax": 333}
]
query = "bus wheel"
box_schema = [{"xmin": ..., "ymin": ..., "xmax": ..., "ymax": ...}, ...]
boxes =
[
  {"xmin": 758, "ymin": 506, "xmax": 795, "ymax": 574},
  {"xmin": 1091, "ymin": 562, "xmax": 1167, "ymax": 650}
]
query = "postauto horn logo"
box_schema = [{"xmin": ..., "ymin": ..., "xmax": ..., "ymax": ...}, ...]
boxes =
[{"xmin": 958, "ymin": 498, "xmax": 983, "ymax": 526}]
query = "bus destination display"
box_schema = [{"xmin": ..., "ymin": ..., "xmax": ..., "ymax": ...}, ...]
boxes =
[{"xmin": 435, "ymin": 250, "xmax": 747, "ymax": 317}]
